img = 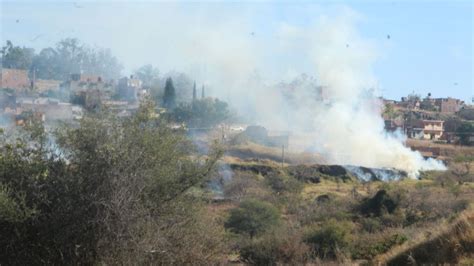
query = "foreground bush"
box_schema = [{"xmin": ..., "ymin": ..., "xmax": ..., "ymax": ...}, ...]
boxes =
[
  {"xmin": 225, "ymin": 199, "xmax": 280, "ymax": 238},
  {"xmin": 304, "ymin": 219, "xmax": 353, "ymax": 260},
  {"xmin": 0, "ymin": 99, "xmax": 225, "ymax": 264},
  {"xmin": 240, "ymin": 229, "xmax": 309, "ymax": 265}
]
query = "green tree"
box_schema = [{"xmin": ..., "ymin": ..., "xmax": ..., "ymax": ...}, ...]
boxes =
[
  {"xmin": 134, "ymin": 64, "xmax": 159, "ymax": 88},
  {"xmin": 31, "ymin": 38, "xmax": 122, "ymax": 80},
  {"xmin": 225, "ymin": 199, "xmax": 280, "ymax": 238},
  {"xmin": 1, "ymin": 40, "xmax": 35, "ymax": 69},
  {"xmin": 456, "ymin": 121, "xmax": 474, "ymax": 146},
  {"xmin": 163, "ymin": 77, "xmax": 176, "ymax": 109},
  {"xmin": 173, "ymin": 98, "xmax": 230, "ymax": 128}
]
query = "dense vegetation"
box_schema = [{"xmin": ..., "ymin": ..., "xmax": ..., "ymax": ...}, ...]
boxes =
[
  {"xmin": 1, "ymin": 39, "xmax": 122, "ymax": 80},
  {"xmin": 0, "ymin": 99, "xmax": 226, "ymax": 264}
]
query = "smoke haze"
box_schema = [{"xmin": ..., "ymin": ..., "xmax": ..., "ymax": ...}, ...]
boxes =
[{"xmin": 3, "ymin": 3, "xmax": 448, "ymax": 177}]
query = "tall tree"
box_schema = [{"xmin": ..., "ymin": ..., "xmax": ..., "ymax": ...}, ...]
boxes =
[
  {"xmin": 193, "ymin": 81, "xmax": 197, "ymax": 101},
  {"xmin": 31, "ymin": 38, "xmax": 122, "ymax": 80},
  {"xmin": 163, "ymin": 77, "xmax": 176, "ymax": 109},
  {"xmin": 201, "ymin": 85, "xmax": 205, "ymax": 99},
  {"xmin": 134, "ymin": 64, "xmax": 159, "ymax": 88},
  {"xmin": 0, "ymin": 41, "xmax": 34, "ymax": 70}
]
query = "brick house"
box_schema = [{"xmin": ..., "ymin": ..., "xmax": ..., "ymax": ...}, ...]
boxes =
[
  {"xmin": 434, "ymin": 98, "xmax": 464, "ymax": 113},
  {"xmin": 0, "ymin": 68, "xmax": 30, "ymax": 91}
]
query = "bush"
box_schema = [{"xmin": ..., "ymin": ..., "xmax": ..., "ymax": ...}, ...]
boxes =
[
  {"xmin": 352, "ymin": 233, "xmax": 407, "ymax": 259},
  {"xmin": 359, "ymin": 190, "xmax": 400, "ymax": 217},
  {"xmin": 304, "ymin": 219, "xmax": 353, "ymax": 259},
  {"xmin": 266, "ymin": 173, "xmax": 303, "ymax": 194},
  {"xmin": 239, "ymin": 229, "xmax": 309, "ymax": 265},
  {"xmin": 225, "ymin": 199, "xmax": 280, "ymax": 238},
  {"xmin": 360, "ymin": 217, "xmax": 383, "ymax": 233},
  {"xmin": 0, "ymin": 100, "xmax": 223, "ymax": 265},
  {"xmin": 223, "ymin": 172, "xmax": 269, "ymax": 202}
]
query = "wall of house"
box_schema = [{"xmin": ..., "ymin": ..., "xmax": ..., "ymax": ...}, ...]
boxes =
[
  {"xmin": 423, "ymin": 122, "xmax": 443, "ymax": 131},
  {"xmin": 1, "ymin": 69, "xmax": 30, "ymax": 91}
]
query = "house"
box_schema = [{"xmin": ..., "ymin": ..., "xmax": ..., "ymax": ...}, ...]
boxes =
[
  {"xmin": 0, "ymin": 68, "xmax": 30, "ymax": 92},
  {"xmin": 434, "ymin": 98, "xmax": 464, "ymax": 113},
  {"xmin": 33, "ymin": 79, "xmax": 62, "ymax": 93},
  {"xmin": 17, "ymin": 97, "xmax": 77, "ymax": 123},
  {"xmin": 421, "ymin": 120, "xmax": 444, "ymax": 140},
  {"xmin": 407, "ymin": 120, "xmax": 444, "ymax": 140},
  {"xmin": 117, "ymin": 75, "xmax": 143, "ymax": 102},
  {"xmin": 66, "ymin": 73, "xmax": 113, "ymax": 93}
]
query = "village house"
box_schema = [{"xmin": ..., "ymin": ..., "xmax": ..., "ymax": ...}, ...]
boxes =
[
  {"xmin": 0, "ymin": 68, "xmax": 30, "ymax": 92},
  {"xmin": 33, "ymin": 79, "xmax": 62, "ymax": 93},
  {"xmin": 117, "ymin": 75, "xmax": 143, "ymax": 102},
  {"xmin": 17, "ymin": 97, "xmax": 80, "ymax": 124},
  {"xmin": 66, "ymin": 73, "xmax": 113, "ymax": 91},
  {"xmin": 434, "ymin": 97, "xmax": 464, "ymax": 113},
  {"xmin": 407, "ymin": 120, "xmax": 444, "ymax": 140}
]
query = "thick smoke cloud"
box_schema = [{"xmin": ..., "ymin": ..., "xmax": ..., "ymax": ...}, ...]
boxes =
[{"xmin": 177, "ymin": 7, "xmax": 446, "ymax": 177}]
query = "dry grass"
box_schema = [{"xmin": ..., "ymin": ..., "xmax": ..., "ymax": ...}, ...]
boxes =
[
  {"xmin": 373, "ymin": 206, "xmax": 474, "ymax": 265},
  {"xmin": 226, "ymin": 142, "xmax": 325, "ymax": 165}
]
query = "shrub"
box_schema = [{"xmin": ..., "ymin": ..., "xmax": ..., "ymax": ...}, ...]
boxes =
[
  {"xmin": 352, "ymin": 233, "xmax": 407, "ymax": 259},
  {"xmin": 359, "ymin": 189, "xmax": 400, "ymax": 217},
  {"xmin": 239, "ymin": 229, "xmax": 309, "ymax": 265},
  {"xmin": 225, "ymin": 199, "xmax": 280, "ymax": 238},
  {"xmin": 360, "ymin": 217, "xmax": 383, "ymax": 233},
  {"xmin": 266, "ymin": 173, "xmax": 303, "ymax": 194},
  {"xmin": 304, "ymin": 219, "xmax": 353, "ymax": 259},
  {"xmin": 223, "ymin": 172, "xmax": 264, "ymax": 201}
]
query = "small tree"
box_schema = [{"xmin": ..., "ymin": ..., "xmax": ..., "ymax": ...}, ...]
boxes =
[
  {"xmin": 225, "ymin": 199, "xmax": 280, "ymax": 238},
  {"xmin": 163, "ymin": 77, "xmax": 176, "ymax": 109},
  {"xmin": 456, "ymin": 122, "xmax": 474, "ymax": 146},
  {"xmin": 304, "ymin": 219, "xmax": 353, "ymax": 259}
]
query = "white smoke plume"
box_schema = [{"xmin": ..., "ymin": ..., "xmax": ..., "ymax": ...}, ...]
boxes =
[{"xmin": 185, "ymin": 8, "xmax": 446, "ymax": 178}]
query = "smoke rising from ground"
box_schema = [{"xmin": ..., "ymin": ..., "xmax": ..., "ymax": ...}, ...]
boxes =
[{"xmin": 183, "ymin": 8, "xmax": 446, "ymax": 177}]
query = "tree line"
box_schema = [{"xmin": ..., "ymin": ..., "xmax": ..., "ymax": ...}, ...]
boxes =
[{"xmin": 1, "ymin": 39, "xmax": 122, "ymax": 80}]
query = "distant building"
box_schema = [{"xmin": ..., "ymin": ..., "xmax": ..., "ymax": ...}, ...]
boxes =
[
  {"xmin": 0, "ymin": 68, "xmax": 30, "ymax": 92},
  {"xmin": 67, "ymin": 74, "xmax": 114, "ymax": 110},
  {"xmin": 17, "ymin": 97, "xmax": 79, "ymax": 123},
  {"xmin": 33, "ymin": 79, "xmax": 62, "ymax": 93},
  {"xmin": 66, "ymin": 73, "xmax": 113, "ymax": 92},
  {"xmin": 434, "ymin": 97, "xmax": 463, "ymax": 113},
  {"xmin": 407, "ymin": 120, "xmax": 444, "ymax": 140},
  {"xmin": 117, "ymin": 75, "xmax": 143, "ymax": 102}
]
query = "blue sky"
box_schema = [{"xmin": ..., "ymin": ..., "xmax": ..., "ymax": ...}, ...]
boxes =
[{"xmin": 1, "ymin": 0, "xmax": 472, "ymax": 102}]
